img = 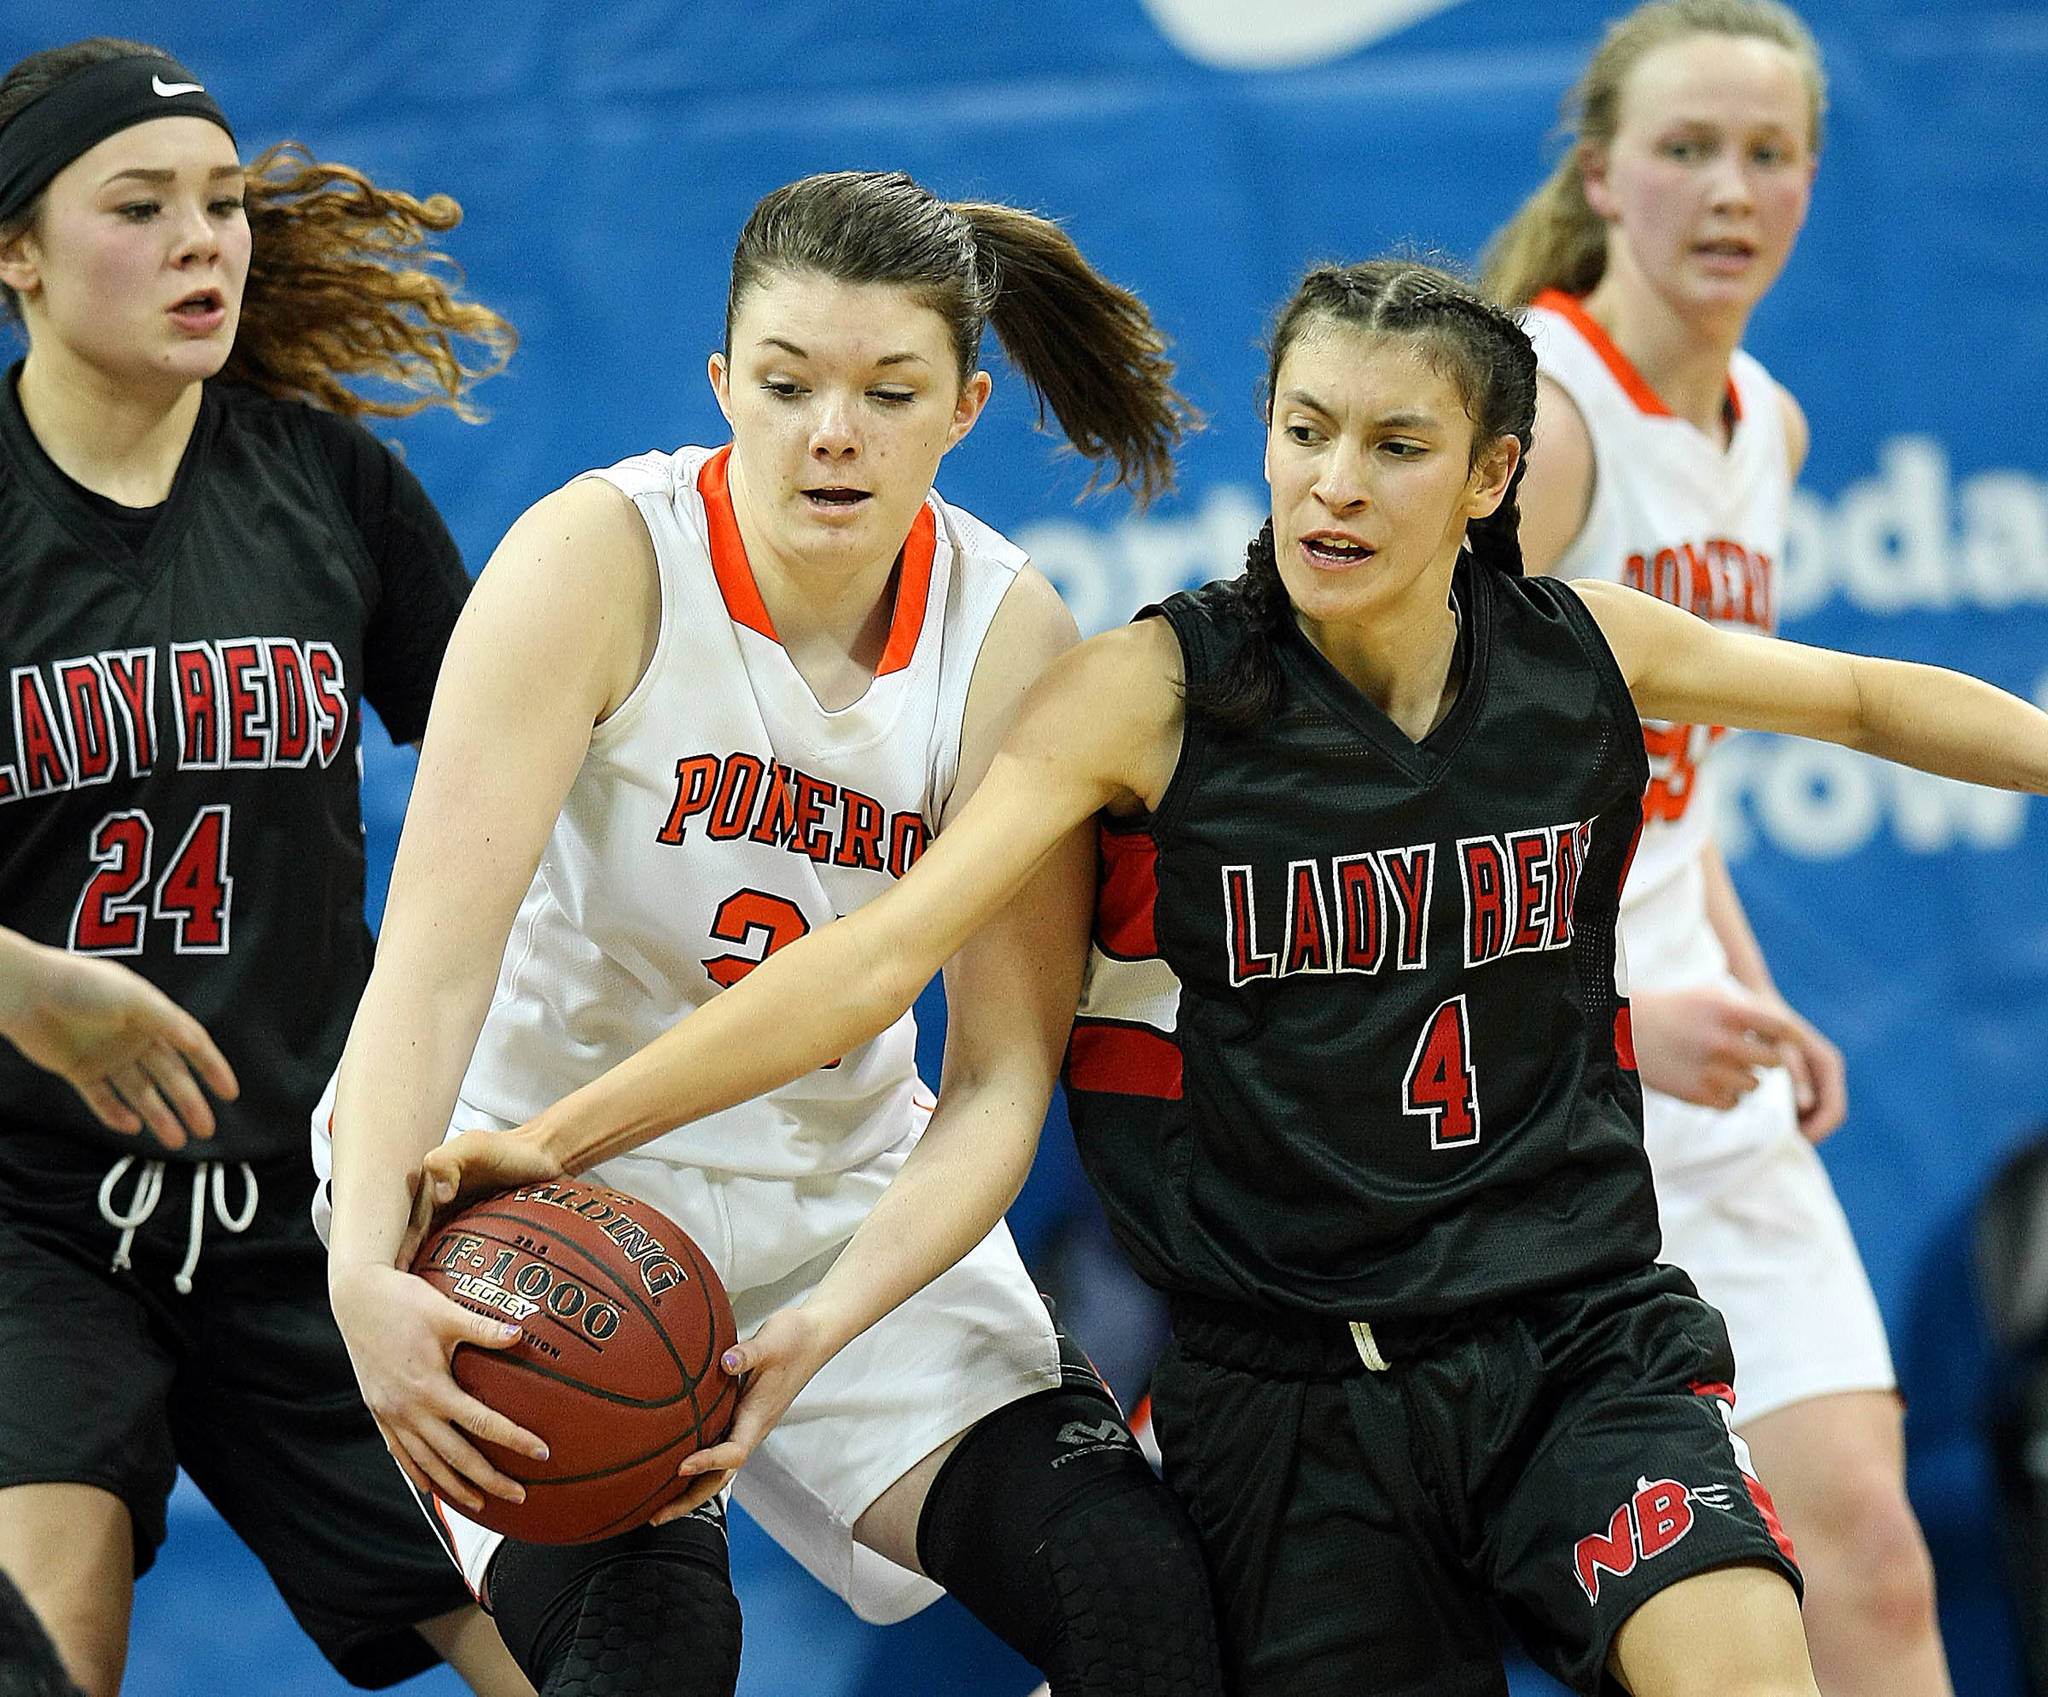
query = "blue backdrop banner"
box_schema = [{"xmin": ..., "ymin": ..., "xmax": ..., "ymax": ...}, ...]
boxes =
[{"xmin": 7, "ymin": 4, "xmax": 2044, "ymax": 1692}]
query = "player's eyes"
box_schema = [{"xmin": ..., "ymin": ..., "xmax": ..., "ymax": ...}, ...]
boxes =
[
  {"xmin": 761, "ymin": 379, "xmax": 806, "ymax": 398},
  {"xmin": 870, "ymin": 388, "xmax": 916, "ymax": 405},
  {"xmin": 1284, "ymin": 423, "xmax": 1323, "ymax": 446},
  {"xmin": 116, "ymin": 201, "xmax": 162, "ymax": 222},
  {"xmin": 209, "ymin": 196, "xmax": 246, "ymax": 217}
]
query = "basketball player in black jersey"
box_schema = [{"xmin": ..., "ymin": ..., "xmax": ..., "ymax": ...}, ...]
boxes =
[
  {"xmin": 0, "ymin": 38, "xmax": 528, "ymax": 1697},
  {"xmin": 417, "ymin": 257, "xmax": 2048, "ymax": 1694}
]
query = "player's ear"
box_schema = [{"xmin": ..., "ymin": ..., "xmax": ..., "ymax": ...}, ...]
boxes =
[
  {"xmin": 1578, "ymin": 140, "xmax": 1619, "ymax": 223},
  {"xmin": 943, "ymin": 369, "xmax": 993, "ymax": 453},
  {"xmin": 0, "ymin": 225, "xmax": 42, "ymax": 298},
  {"xmin": 1466, "ymin": 434, "xmax": 1522, "ymax": 520},
  {"xmin": 707, "ymin": 352, "xmax": 733, "ymax": 424}
]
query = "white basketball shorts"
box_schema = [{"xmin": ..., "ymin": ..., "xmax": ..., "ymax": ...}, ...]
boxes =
[{"xmin": 1647, "ymin": 1069, "xmax": 1897, "ymax": 1425}]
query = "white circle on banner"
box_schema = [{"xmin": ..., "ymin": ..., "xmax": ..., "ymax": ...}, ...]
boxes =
[{"xmin": 1137, "ymin": 0, "xmax": 1469, "ymax": 69}]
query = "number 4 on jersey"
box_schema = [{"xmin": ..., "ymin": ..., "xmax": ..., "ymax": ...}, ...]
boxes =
[{"xmin": 1403, "ymin": 994, "xmax": 1480, "ymax": 1149}]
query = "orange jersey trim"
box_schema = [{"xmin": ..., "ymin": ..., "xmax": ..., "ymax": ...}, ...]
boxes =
[
  {"xmin": 874, "ymin": 502, "xmax": 937, "ymax": 679},
  {"xmin": 696, "ymin": 445, "xmax": 937, "ymax": 674},
  {"xmin": 1532, "ymin": 289, "xmax": 1740, "ymax": 424}
]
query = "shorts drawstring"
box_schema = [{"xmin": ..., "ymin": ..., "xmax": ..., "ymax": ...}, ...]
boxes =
[{"xmin": 97, "ymin": 1155, "xmax": 260, "ymax": 1294}]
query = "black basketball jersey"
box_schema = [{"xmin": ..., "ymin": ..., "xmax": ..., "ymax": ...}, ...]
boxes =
[
  {"xmin": 0, "ymin": 371, "xmax": 470, "ymax": 1164},
  {"xmin": 1063, "ymin": 561, "xmax": 1660, "ymax": 1321}
]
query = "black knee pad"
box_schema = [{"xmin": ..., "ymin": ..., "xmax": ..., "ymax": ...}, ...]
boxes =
[
  {"xmin": 485, "ymin": 1501, "xmax": 741, "ymax": 1697},
  {"xmin": 918, "ymin": 1386, "xmax": 1225, "ymax": 1697}
]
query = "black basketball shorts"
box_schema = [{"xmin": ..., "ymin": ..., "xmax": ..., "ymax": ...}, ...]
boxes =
[
  {"xmin": 1149, "ymin": 1263, "xmax": 1801, "ymax": 1697},
  {"xmin": 0, "ymin": 1129, "xmax": 472, "ymax": 1688}
]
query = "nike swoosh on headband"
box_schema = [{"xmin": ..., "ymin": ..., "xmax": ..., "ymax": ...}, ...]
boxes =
[{"xmin": 152, "ymin": 76, "xmax": 206, "ymax": 97}]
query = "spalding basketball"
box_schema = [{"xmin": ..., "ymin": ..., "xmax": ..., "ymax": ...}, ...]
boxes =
[{"xmin": 410, "ymin": 1181, "xmax": 738, "ymax": 1544}]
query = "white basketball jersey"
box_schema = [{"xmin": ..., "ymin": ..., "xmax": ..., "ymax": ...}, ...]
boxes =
[
  {"xmin": 1526, "ymin": 290, "xmax": 1789, "ymax": 990},
  {"xmin": 459, "ymin": 444, "xmax": 1024, "ymax": 1180}
]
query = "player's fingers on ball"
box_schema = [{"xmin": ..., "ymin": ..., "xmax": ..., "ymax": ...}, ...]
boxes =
[
  {"xmin": 444, "ymin": 1304, "xmax": 524, "ymax": 1354},
  {"xmin": 678, "ymin": 1441, "xmax": 749, "ymax": 1479},
  {"xmin": 418, "ymin": 1143, "xmax": 466, "ymax": 1207},
  {"xmin": 424, "ymin": 1419, "xmax": 527, "ymax": 1504},
  {"xmin": 398, "ymin": 1428, "xmax": 483, "ymax": 1512},
  {"xmin": 454, "ymin": 1395, "xmax": 549, "ymax": 1463},
  {"xmin": 383, "ymin": 1432, "xmax": 437, "ymax": 1498},
  {"xmin": 658, "ymin": 1473, "xmax": 733, "ymax": 1522}
]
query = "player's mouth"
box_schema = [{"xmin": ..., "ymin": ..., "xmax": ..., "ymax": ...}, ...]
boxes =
[
  {"xmin": 802, "ymin": 486, "xmax": 872, "ymax": 514},
  {"xmin": 1299, "ymin": 530, "xmax": 1375, "ymax": 570},
  {"xmin": 1692, "ymin": 237, "xmax": 1757, "ymax": 273},
  {"xmin": 168, "ymin": 288, "xmax": 227, "ymax": 334}
]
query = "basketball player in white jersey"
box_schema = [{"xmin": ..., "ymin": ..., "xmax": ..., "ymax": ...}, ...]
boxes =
[
  {"xmin": 319, "ymin": 171, "xmax": 1223, "ymax": 1697},
  {"xmin": 1486, "ymin": 4, "xmax": 1953, "ymax": 1692}
]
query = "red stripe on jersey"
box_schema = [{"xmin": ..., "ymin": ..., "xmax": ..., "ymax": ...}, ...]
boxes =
[
  {"xmin": 1613, "ymin": 1006, "xmax": 1637, "ymax": 1071},
  {"xmin": 1688, "ymin": 1379, "xmax": 1799, "ymax": 1563},
  {"xmin": 1068, "ymin": 1022, "xmax": 1183, "ymax": 1099},
  {"xmin": 1534, "ymin": 289, "xmax": 1741, "ymax": 425},
  {"xmin": 697, "ymin": 446, "xmax": 778, "ymax": 642},
  {"xmin": 1744, "ymin": 1473, "xmax": 1798, "ymax": 1564},
  {"xmin": 1096, "ymin": 828, "xmax": 1161, "ymax": 958},
  {"xmin": 874, "ymin": 502, "xmax": 937, "ymax": 677}
]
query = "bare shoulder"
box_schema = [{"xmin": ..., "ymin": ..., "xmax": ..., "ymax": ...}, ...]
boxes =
[
  {"xmin": 1776, "ymin": 383, "xmax": 1810, "ymax": 482},
  {"xmin": 464, "ymin": 475, "xmax": 660, "ymax": 720},
  {"xmin": 970, "ymin": 565, "xmax": 1082, "ymax": 698},
  {"xmin": 1519, "ymin": 374, "xmax": 1596, "ymax": 575},
  {"xmin": 953, "ymin": 566, "xmax": 1086, "ymax": 809},
  {"xmin": 1075, "ymin": 612, "xmax": 1184, "ymax": 700},
  {"xmin": 1561, "ymin": 576, "xmax": 1697, "ymax": 690},
  {"xmin": 489, "ymin": 476, "xmax": 652, "ymax": 582}
]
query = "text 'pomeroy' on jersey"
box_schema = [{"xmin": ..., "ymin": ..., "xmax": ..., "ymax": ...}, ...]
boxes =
[
  {"xmin": 2, "ymin": 638, "xmax": 350, "ymax": 803},
  {"xmin": 657, "ymin": 751, "xmax": 930, "ymax": 877}
]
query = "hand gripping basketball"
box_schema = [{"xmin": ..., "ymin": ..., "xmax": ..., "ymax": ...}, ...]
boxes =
[{"xmin": 410, "ymin": 1181, "xmax": 739, "ymax": 1543}]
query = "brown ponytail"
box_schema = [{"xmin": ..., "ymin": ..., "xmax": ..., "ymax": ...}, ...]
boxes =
[
  {"xmin": 727, "ymin": 171, "xmax": 1194, "ymax": 505},
  {"xmin": 1480, "ymin": 0, "xmax": 1826, "ymax": 307},
  {"xmin": 954, "ymin": 201, "xmax": 1188, "ymax": 503}
]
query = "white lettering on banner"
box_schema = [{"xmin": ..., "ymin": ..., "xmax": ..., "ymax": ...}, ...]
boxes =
[
  {"xmin": 1780, "ymin": 437, "xmax": 2048, "ymax": 618},
  {"xmin": 1714, "ymin": 736, "xmax": 2028, "ymax": 863},
  {"xmin": 1020, "ymin": 484, "xmax": 1263, "ymax": 636},
  {"xmin": 1137, "ymin": 0, "xmax": 1468, "ymax": 69}
]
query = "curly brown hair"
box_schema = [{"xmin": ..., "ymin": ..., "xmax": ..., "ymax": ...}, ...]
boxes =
[
  {"xmin": 222, "ymin": 142, "xmax": 513, "ymax": 420},
  {"xmin": 0, "ymin": 37, "xmax": 514, "ymax": 419}
]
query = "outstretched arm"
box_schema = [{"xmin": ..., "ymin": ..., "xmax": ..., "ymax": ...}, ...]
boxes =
[
  {"xmin": 1573, "ymin": 578, "xmax": 2048, "ymax": 793},
  {"xmin": 421, "ymin": 616, "xmax": 1185, "ymax": 1205},
  {"xmin": 0, "ymin": 927, "xmax": 238, "ymax": 1148},
  {"xmin": 653, "ymin": 570, "xmax": 1100, "ymax": 1513}
]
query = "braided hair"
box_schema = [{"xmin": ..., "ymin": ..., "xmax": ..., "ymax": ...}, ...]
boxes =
[{"xmin": 1186, "ymin": 259, "xmax": 1538, "ymax": 731}]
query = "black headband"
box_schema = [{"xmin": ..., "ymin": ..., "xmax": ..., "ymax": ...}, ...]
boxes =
[{"xmin": 0, "ymin": 53, "xmax": 235, "ymax": 225}]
